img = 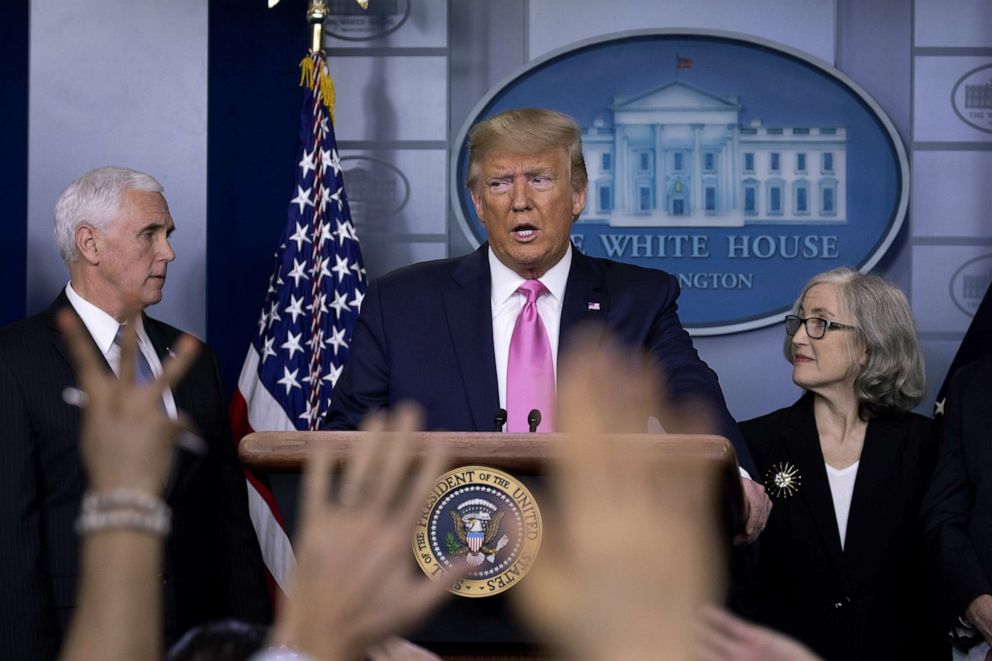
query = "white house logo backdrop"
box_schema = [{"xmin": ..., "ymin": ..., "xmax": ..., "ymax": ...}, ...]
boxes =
[
  {"xmin": 952, "ymin": 64, "xmax": 992, "ymax": 133},
  {"xmin": 452, "ymin": 31, "xmax": 909, "ymax": 335}
]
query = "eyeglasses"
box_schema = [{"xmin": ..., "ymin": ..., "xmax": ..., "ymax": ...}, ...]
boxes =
[{"xmin": 784, "ymin": 314, "xmax": 856, "ymax": 339}]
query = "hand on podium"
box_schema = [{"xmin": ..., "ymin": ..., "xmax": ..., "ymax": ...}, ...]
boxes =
[{"xmin": 735, "ymin": 477, "xmax": 772, "ymax": 546}]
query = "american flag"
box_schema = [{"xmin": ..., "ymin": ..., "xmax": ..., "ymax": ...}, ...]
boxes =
[{"xmin": 229, "ymin": 51, "xmax": 367, "ymax": 594}]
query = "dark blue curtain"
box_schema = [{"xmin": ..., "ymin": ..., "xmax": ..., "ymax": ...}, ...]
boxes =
[
  {"xmin": 207, "ymin": 0, "xmax": 309, "ymax": 394},
  {"xmin": 0, "ymin": 0, "xmax": 29, "ymax": 326}
]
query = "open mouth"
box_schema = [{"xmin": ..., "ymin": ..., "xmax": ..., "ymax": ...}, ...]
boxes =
[{"xmin": 512, "ymin": 224, "xmax": 538, "ymax": 240}]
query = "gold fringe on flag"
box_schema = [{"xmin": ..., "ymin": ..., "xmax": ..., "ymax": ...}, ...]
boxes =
[{"xmin": 299, "ymin": 53, "xmax": 336, "ymax": 121}]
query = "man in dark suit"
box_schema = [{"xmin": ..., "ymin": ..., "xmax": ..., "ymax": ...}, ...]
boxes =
[
  {"xmin": 922, "ymin": 353, "xmax": 992, "ymax": 659},
  {"xmin": 326, "ymin": 107, "xmax": 770, "ymax": 540},
  {"xmin": 0, "ymin": 166, "xmax": 270, "ymax": 659}
]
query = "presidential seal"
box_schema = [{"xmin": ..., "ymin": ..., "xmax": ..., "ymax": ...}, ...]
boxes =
[
  {"xmin": 764, "ymin": 461, "xmax": 802, "ymax": 499},
  {"xmin": 413, "ymin": 466, "xmax": 542, "ymax": 598}
]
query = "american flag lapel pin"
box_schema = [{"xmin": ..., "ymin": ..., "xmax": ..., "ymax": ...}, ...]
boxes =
[{"xmin": 587, "ymin": 302, "xmax": 601, "ymax": 311}]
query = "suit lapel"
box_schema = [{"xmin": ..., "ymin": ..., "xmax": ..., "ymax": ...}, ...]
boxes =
[
  {"xmin": 784, "ymin": 396, "xmax": 849, "ymax": 579},
  {"xmin": 45, "ymin": 290, "xmax": 113, "ymax": 374},
  {"xmin": 559, "ymin": 248, "xmax": 608, "ymax": 354},
  {"xmin": 46, "ymin": 292, "xmax": 189, "ymax": 496},
  {"xmin": 842, "ymin": 414, "xmax": 903, "ymax": 574},
  {"xmin": 443, "ymin": 246, "xmax": 499, "ymax": 431}
]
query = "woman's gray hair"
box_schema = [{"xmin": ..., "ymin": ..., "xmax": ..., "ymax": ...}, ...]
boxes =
[
  {"xmin": 784, "ymin": 266, "xmax": 925, "ymax": 418},
  {"xmin": 53, "ymin": 166, "xmax": 163, "ymax": 265}
]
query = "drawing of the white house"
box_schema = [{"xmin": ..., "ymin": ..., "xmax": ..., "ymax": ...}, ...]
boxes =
[{"xmin": 580, "ymin": 81, "xmax": 847, "ymax": 227}]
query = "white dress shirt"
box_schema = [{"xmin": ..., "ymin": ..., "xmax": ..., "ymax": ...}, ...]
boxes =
[
  {"xmin": 65, "ymin": 282, "xmax": 178, "ymax": 419},
  {"xmin": 489, "ymin": 245, "xmax": 572, "ymax": 413}
]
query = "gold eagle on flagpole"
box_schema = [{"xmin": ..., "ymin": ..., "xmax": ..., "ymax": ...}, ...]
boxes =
[{"xmin": 268, "ymin": 0, "xmax": 369, "ymax": 10}]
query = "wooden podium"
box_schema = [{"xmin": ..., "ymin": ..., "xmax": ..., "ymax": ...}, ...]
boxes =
[
  {"xmin": 241, "ymin": 430, "xmax": 740, "ymax": 475},
  {"xmin": 240, "ymin": 431, "xmax": 745, "ymax": 659}
]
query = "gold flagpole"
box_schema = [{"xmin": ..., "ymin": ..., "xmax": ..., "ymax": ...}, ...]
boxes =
[
  {"xmin": 267, "ymin": 0, "xmax": 368, "ymax": 118},
  {"xmin": 266, "ymin": 0, "xmax": 371, "ymax": 35},
  {"xmin": 306, "ymin": 0, "xmax": 328, "ymax": 53}
]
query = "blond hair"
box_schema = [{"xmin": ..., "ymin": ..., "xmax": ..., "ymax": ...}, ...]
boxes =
[{"xmin": 465, "ymin": 108, "xmax": 588, "ymax": 195}]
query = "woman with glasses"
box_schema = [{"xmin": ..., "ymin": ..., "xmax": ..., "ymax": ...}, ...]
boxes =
[{"xmin": 738, "ymin": 267, "xmax": 946, "ymax": 660}]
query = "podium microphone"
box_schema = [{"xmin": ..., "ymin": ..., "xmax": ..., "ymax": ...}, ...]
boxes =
[
  {"xmin": 493, "ymin": 408, "xmax": 507, "ymax": 432},
  {"xmin": 527, "ymin": 409, "xmax": 542, "ymax": 433}
]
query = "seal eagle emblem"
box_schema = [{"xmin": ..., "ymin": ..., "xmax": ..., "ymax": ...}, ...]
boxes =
[
  {"xmin": 450, "ymin": 499, "xmax": 510, "ymax": 566},
  {"xmin": 413, "ymin": 465, "xmax": 542, "ymax": 597}
]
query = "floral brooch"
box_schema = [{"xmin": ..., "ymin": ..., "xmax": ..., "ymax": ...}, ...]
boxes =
[{"xmin": 764, "ymin": 461, "xmax": 802, "ymax": 499}]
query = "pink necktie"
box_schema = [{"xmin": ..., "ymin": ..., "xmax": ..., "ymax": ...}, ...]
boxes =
[{"xmin": 506, "ymin": 280, "xmax": 555, "ymax": 432}]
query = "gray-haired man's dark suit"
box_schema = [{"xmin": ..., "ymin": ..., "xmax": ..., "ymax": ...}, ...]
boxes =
[{"xmin": 0, "ymin": 291, "xmax": 271, "ymax": 659}]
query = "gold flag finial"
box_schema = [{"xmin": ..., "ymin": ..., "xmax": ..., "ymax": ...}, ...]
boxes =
[
  {"xmin": 268, "ymin": 0, "xmax": 368, "ymax": 13},
  {"xmin": 306, "ymin": 0, "xmax": 329, "ymax": 53}
]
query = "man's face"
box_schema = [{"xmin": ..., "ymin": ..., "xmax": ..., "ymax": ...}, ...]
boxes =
[
  {"xmin": 92, "ymin": 189, "xmax": 176, "ymax": 313},
  {"xmin": 471, "ymin": 148, "xmax": 587, "ymax": 279}
]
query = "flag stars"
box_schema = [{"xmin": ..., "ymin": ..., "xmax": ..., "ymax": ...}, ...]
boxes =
[
  {"xmin": 336, "ymin": 219, "xmax": 356, "ymax": 242},
  {"xmin": 267, "ymin": 301, "xmax": 282, "ymax": 329},
  {"xmin": 349, "ymin": 288, "xmax": 365, "ymax": 311},
  {"xmin": 350, "ymin": 260, "xmax": 366, "ymax": 281},
  {"xmin": 316, "ymin": 222, "xmax": 334, "ymax": 247},
  {"xmin": 260, "ymin": 336, "xmax": 277, "ymax": 364},
  {"xmin": 281, "ymin": 331, "xmax": 304, "ymax": 360},
  {"xmin": 290, "ymin": 185, "xmax": 314, "ymax": 214},
  {"xmin": 320, "ymin": 147, "xmax": 334, "ymax": 171},
  {"xmin": 317, "ymin": 256, "xmax": 333, "ymax": 282},
  {"xmin": 298, "ymin": 148, "xmax": 317, "ymax": 178},
  {"xmin": 284, "ymin": 294, "xmax": 306, "ymax": 324},
  {"xmin": 332, "ymin": 255, "xmax": 353, "ymax": 281},
  {"xmin": 298, "ymin": 400, "xmax": 320, "ymax": 425},
  {"xmin": 323, "ymin": 363, "xmax": 344, "ymax": 388},
  {"xmin": 248, "ymin": 91, "xmax": 368, "ymax": 435},
  {"xmin": 287, "ymin": 258, "xmax": 310, "ymax": 287},
  {"xmin": 329, "ymin": 290, "xmax": 349, "ymax": 318},
  {"xmin": 308, "ymin": 292, "xmax": 329, "ymax": 317},
  {"xmin": 307, "ymin": 330, "xmax": 324, "ymax": 353},
  {"xmin": 317, "ymin": 186, "xmax": 333, "ymax": 213},
  {"xmin": 277, "ymin": 367, "xmax": 302, "ymax": 395},
  {"xmin": 326, "ymin": 327, "xmax": 349, "ymax": 355},
  {"xmin": 288, "ymin": 221, "xmax": 313, "ymax": 252}
]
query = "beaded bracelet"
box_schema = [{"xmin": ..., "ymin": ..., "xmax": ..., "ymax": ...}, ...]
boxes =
[
  {"xmin": 80, "ymin": 488, "xmax": 163, "ymax": 513},
  {"xmin": 75, "ymin": 488, "xmax": 172, "ymax": 537}
]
